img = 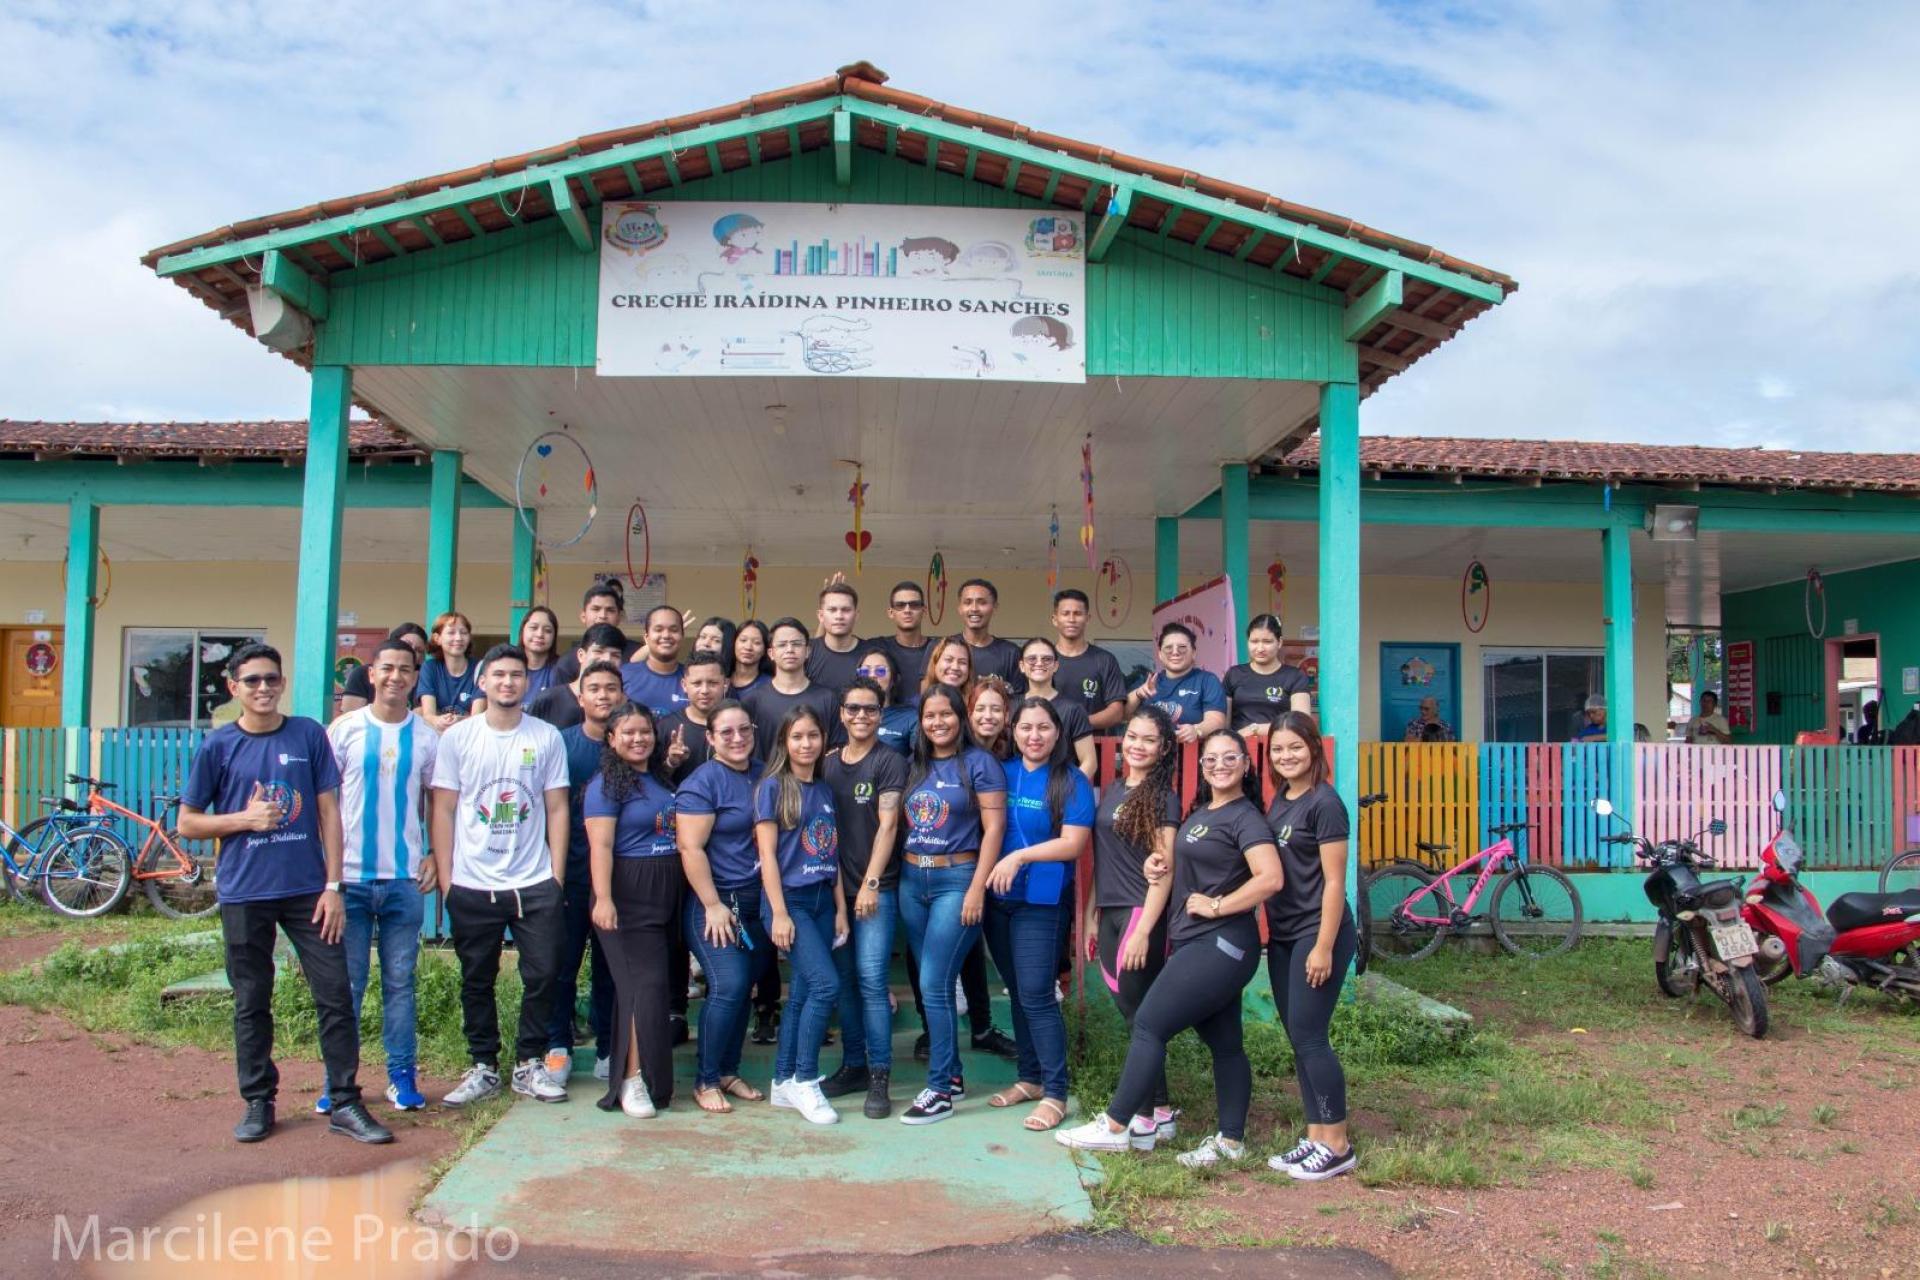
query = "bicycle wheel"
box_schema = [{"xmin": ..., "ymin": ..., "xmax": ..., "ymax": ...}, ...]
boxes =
[
  {"xmin": 38, "ymin": 829, "xmax": 132, "ymax": 918},
  {"xmin": 1489, "ymin": 865, "xmax": 1583, "ymax": 959},
  {"xmin": 1880, "ymin": 849, "xmax": 1920, "ymax": 895},
  {"xmin": 141, "ymin": 831, "xmax": 220, "ymax": 919},
  {"xmin": 1365, "ymin": 861, "xmax": 1448, "ymax": 962},
  {"xmin": 1352, "ymin": 868, "xmax": 1374, "ymax": 975}
]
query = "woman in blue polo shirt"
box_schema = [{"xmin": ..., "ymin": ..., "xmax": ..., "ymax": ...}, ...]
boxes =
[
  {"xmin": 587, "ymin": 702, "xmax": 681, "ymax": 1118},
  {"xmin": 755, "ymin": 705, "xmax": 846, "ymax": 1126},
  {"xmin": 1123, "ymin": 623, "xmax": 1228, "ymax": 744},
  {"xmin": 418, "ymin": 611, "xmax": 481, "ymax": 730},
  {"xmin": 896, "ymin": 682, "xmax": 1006, "ymax": 1126},
  {"xmin": 983, "ymin": 698, "xmax": 1093, "ymax": 1132},
  {"xmin": 675, "ymin": 700, "xmax": 770, "ymax": 1114}
]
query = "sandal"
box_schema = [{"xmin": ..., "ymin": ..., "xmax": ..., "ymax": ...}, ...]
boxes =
[
  {"xmin": 718, "ymin": 1075, "xmax": 765, "ymax": 1102},
  {"xmin": 693, "ymin": 1085, "xmax": 732, "ymax": 1114},
  {"xmin": 989, "ymin": 1081, "xmax": 1044, "ymax": 1108},
  {"xmin": 1024, "ymin": 1098, "xmax": 1068, "ymax": 1132}
]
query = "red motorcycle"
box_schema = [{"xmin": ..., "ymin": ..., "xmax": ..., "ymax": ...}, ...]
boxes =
[{"xmin": 1742, "ymin": 791, "xmax": 1920, "ymax": 1000}]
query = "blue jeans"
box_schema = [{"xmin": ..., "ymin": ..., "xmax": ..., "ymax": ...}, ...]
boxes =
[
  {"xmin": 547, "ymin": 858, "xmax": 613, "ymax": 1056},
  {"xmin": 683, "ymin": 882, "xmax": 772, "ymax": 1089},
  {"xmin": 983, "ymin": 894, "xmax": 1072, "ymax": 1101},
  {"xmin": 898, "ymin": 860, "xmax": 980, "ymax": 1094},
  {"xmin": 762, "ymin": 881, "xmax": 840, "ymax": 1083},
  {"xmin": 834, "ymin": 886, "xmax": 898, "ymax": 1072},
  {"xmin": 341, "ymin": 879, "xmax": 423, "ymax": 1075}
]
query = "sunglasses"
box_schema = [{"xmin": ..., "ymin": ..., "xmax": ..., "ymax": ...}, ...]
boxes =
[
  {"xmin": 842, "ymin": 703, "xmax": 882, "ymax": 717},
  {"xmin": 889, "ymin": 600, "xmax": 925, "ymax": 610},
  {"xmin": 235, "ymin": 673, "xmax": 284, "ymax": 688},
  {"xmin": 855, "ymin": 665, "xmax": 889, "ymax": 676}
]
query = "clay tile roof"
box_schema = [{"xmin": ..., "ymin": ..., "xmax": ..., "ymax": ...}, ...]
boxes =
[
  {"xmin": 1275, "ymin": 436, "xmax": 1920, "ymax": 494},
  {"xmin": 0, "ymin": 418, "xmax": 419, "ymax": 461},
  {"xmin": 142, "ymin": 62, "xmax": 1512, "ymax": 398}
]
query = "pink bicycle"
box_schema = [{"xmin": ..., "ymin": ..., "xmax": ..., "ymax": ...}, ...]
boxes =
[{"xmin": 1364, "ymin": 821, "xmax": 1583, "ymax": 961}]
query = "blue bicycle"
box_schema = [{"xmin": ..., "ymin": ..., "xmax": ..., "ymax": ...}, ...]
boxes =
[{"xmin": 0, "ymin": 783, "xmax": 134, "ymax": 918}]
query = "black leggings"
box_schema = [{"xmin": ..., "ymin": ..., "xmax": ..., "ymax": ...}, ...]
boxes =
[
  {"xmin": 1095, "ymin": 905, "xmax": 1169, "ymax": 1112},
  {"xmin": 1267, "ymin": 915, "xmax": 1356, "ymax": 1125},
  {"xmin": 1105, "ymin": 929, "xmax": 1260, "ymax": 1140}
]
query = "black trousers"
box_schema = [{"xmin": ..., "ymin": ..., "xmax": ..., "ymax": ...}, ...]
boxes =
[
  {"xmin": 595, "ymin": 857, "xmax": 685, "ymax": 1110},
  {"xmin": 548, "ymin": 858, "xmax": 613, "ymax": 1054},
  {"xmin": 221, "ymin": 893, "xmax": 362, "ymax": 1107},
  {"xmin": 1105, "ymin": 929, "xmax": 1260, "ymax": 1140},
  {"xmin": 446, "ymin": 878, "xmax": 565, "ymax": 1068}
]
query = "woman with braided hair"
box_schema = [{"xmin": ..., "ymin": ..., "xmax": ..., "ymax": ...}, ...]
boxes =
[{"xmin": 1084, "ymin": 705, "xmax": 1183, "ymax": 1149}]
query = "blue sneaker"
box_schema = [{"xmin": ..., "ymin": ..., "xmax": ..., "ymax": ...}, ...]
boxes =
[
  {"xmin": 313, "ymin": 1093, "xmax": 332, "ymax": 1116},
  {"xmin": 385, "ymin": 1068, "xmax": 426, "ymax": 1112}
]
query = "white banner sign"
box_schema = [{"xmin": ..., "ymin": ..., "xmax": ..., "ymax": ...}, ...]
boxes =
[
  {"xmin": 1153, "ymin": 575, "xmax": 1239, "ymax": 679},
  {"xmin": 595, "ymin": 201, "xmax": 1085, "ymax": 382}
]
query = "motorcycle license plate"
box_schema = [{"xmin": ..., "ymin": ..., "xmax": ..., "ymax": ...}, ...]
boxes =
[{"xmin": 1709, "ymin": 921, "xmax": 1757, "ymax": 961}]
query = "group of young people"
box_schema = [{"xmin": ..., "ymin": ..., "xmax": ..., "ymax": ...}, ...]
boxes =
[{"xmin": 184, "ymin": 573, "xmax": 1362, "ymax": 1178}]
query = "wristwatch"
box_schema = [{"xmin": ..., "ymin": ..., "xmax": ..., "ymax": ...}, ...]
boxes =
[
  {"xmin": 325, "ymin": 880, "xmax": 344, "ymax": 893},
  {"xmin": 865, "ymin": 876, "xmax": 881, "ymax": 890}
]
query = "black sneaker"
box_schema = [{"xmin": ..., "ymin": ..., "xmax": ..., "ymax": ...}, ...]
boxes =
[
  {"xmin": 669, "ymin": 1014, "xmax": 690, "ymax": 1046},
  {"xmin": 819, "ymin": 1064, "xmax": 870, "ymax": 1099},
  {"xmin": 913, "ymin": 1031, "xmax": 930, "ymax": 1061},
  {"xmin": 233, "ymin": 1099, "xmax": 275, "ymax": 1144},
  {"xmin": 1287, "ymin": 1142, "xmax": 1358, "ymax": 1182},
  {"xmin": 864, "ymin": 1071, "xmax": 892, "ymax": 1120},
  {"xmin": 327, "ymin": 1101, "xmax": 395, "ymax": 1145},
  {"xmin": 899, "ymin": 1088, "xmax": 953, "ymax": 1125},
  {"xmin": 750, "ymin": 1009, "xmax": 778, "ymax": 1044},
  {"xmin": 950, "ymin": 1076, "xmax": 966, "ymax": 1099},
  {"xmin": 971, "ymin": 1026, "xmax": 1018, "ymax": 1058}
]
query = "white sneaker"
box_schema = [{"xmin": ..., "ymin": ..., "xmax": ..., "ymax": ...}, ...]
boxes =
[
  {"xmin": 443, "ymin": 1063, "xmax": 501, "ymax": 1107},
  {"xmin": 791, "ymin": 1079, "xmax": 839, "ymax": 1125},
  {"xmin": 769, "ymin": 1077, "xmax": 797, "ymax": 1110},
  {"xmin": 1268, "ymin": 1136, "xmax": 1317, "ymax": 1170},
  {"xmin": 954, "ymin": 980, "xmax": 969, "ymax": 1018},
  {"xmin": 1155, "ymin": 1107, "xmax": 1181, "ymax": 1141},
  {"xmin": 1055, "ymin": 1117, "xmax": 1130, "ymax": 1152},
  {"xmin": 1127, "ymin": 1115, "xmax": 1159, "ymax": 1151},
  {"xmin": 592, "ymin": 1055, "xmax": 612, "ymax": 1082},
  {"xmin": 511, "ymin": 1058, "xmax": 569, "ymax": 1103},
  {"xmin": 619, "ymin": 1074, "xmax": 656, "ymax": 1118},
  {"xmin": 1177, "ymin": 1133, "xmax": 1246, "ymax": 1168}
]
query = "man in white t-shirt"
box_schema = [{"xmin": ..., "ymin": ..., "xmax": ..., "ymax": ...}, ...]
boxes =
[
  {"xmin": 1686, "ymin": 690, "xmax": 1733, "ymax": 744},
  {"xmin": 323, "ymin": 638, "xmax": 439, "ymax": 1118},
  {"xmin": 430, "ymin": 643, "xmax": 572, "ymax": 1106}
]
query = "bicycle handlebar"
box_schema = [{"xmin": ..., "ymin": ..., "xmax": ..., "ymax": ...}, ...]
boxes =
[
  {"xmin": 1357, "ymin": 792, "xmax": 1388, "ymax": 808},
  {"xmin": 65, "ymin": 774, "xmax": 115, "ymax": 792}
]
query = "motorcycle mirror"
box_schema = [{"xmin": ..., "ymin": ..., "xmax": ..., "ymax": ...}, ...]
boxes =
[
  {"xmin": 1772, "ymin": 790, "xmax": 1787, "ymax": 814},
  {"xmin": 1709, "ymin": 819, "xmax": 1727, "ymax": 836},
  {"xmin": 1593, "ymin": 798, "xmax": 1614, "ymax": 818}
]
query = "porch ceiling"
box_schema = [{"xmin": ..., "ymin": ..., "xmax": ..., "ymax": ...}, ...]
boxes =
[{"xmin": 352, "ymin": 366, "xmax": 1321, "ymax": 568}]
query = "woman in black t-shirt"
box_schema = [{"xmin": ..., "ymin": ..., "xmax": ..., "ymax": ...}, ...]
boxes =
[
  {"xmin": 1260, "ymin": 711, "xmax": 1356, "ymax": 1182},
  {"xmin": 1016, "ymin": 637, "xmax": 1098, "ymax": 777},
  {"xmin": 1225, "ymin": 613, "xmax": 1313, "ymax": 742},
  {"xmin": 1086, "ymin": 706, "xmax": 1182, "ymax": 1147},
  {"xmin": 1057, "ymin": 730, "xmax": 1281, "ymax": 1168}
]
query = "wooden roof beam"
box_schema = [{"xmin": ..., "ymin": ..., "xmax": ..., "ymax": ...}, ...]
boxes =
[
  {"xmin": 549, "ymin": 177, "xmax": 592, "ymax": 252},
  {"xmin": 833, "ymin": 109, "xmax": 852, "ymax": 186},
  {"xmin": 260, "ymin": 249, "xmax": 329, "ymax": 321},
  {"xmin": 1343, "ymin": 269, "xmax": 1404, "ymax": 342},
  {"xmin": 1088, "ymin": 185, "xmax": 1134, "ymax": 262}
]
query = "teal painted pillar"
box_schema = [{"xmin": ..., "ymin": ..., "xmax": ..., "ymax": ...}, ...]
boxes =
[
  {"xmin": 293, "ymin": 366, "xmax": 352, "ymax": 723},
  {"xmin": 1221, "ymin": 464, "xmax": 1250, "ymax": 660},
  {"xmin": 1602, "ymin": 519, "xmax": 1637, "ymax": 816},
  {"xmin": 1154, "ymin": 516, "xmax": 1180, "ymax": 604},
  {"xmin": 61, "ymin": 496, "xmax": 99, "ymax": 729},
  {"xmin": 509, "ymin": 508, "xmax": 538, "ymax": 641},
  {"xmin": 425, "ymin": 450, "xmax": 463, "ymax": 623},
  {"xmin": 1318, "ymin": 382, "xmax": 1362, "ymax": 904}
]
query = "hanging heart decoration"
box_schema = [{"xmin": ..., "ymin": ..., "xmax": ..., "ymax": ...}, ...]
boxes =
[{"xmin": 845, "ymin": 462, "xmax": 870, "ymax": 572}]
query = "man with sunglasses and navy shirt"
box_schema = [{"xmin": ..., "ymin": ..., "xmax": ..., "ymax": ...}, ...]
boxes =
[{"xmin": 180, "ymin": 643, "xmax": 392, "ymax": 1147}]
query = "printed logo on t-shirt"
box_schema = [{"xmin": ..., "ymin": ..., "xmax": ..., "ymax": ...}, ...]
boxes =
[
  {"xmin": 520, "ymin": 748, "xmax": 538, "ymax": 768},
  {"xmin": 1265, "ymin": 686, "xmax": 1284, "ymax": 701},
  {"xmin": 1081, "ymin": 677, "xmax": 1098, "ymax": 697},
  {"xmin": 1184, "ymin": 823, "xmax": 1209, "ymax": 843},
  {"xmin": 1153, "ymin": 699, "xmax": 1183, "ymax": 720},
  {"xmin": 654, "ymin": 805, "xmax": 677, "ymax": 841},
  {"xmin": 1274, "ymin": 823, "xmax": 1294, "ymax": 845},
  {"xmin": 260, "ymin": 780, "xmax": 302, "ymax": 829},
  {"xmin": 853, "ymin": 781, "xmax": 875, "ymax": 804},
  {"xmin": 802, "ymin": 812, "xmax": 839, "ymax": 862},
  {"xmin": 475, "ymin": 779, "xmax": 534, "ymax": 844},
  {"xmin": 907, "ymin": 790, "xmax": 950, "ymax": 833}
]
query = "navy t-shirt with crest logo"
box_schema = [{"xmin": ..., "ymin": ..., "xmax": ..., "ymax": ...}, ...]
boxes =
[
  {"xmin": 184, "ymin": 716, "xmax": 343, "ymax": 905},
  {"xmin": 1134, "ymin": 667, "xmax": 1228, "ymax": 727},
  {"xmin": 753, "ymin": 775, "xmax": 841, "ymax": 889},
  {"xmin": 902, "ymin": 748, "xmax": 1006, "ymax": 858},
  {"xmin": 1263, "ymin": 782, "xmax": 1352, "ymax": 943},
  {"xmin": 1168, "ymin": 797, "xmax": 1275, "ymax": 950},
  {"xmin": 1224, "ymin": 663, "xmax": 1313, "ymax": 731}
]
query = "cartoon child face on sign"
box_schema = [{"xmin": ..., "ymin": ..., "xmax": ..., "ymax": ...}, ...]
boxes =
[{"xmin": 900, "ymin": 236, "xmax": 959, "ymax": 276}]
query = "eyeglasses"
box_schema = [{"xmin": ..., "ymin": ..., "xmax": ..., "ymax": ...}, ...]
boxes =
[
  {"xmin": 1199, "ymin": 753, "xmax": 1245, "ymax": 768},
  {"xmin": 842, "ymin": 703, "xmax": 882, "ymax": 717},
  {"xmin": 235, "ymin": 673, "xmax": 284, "ymax": 688},
  {"xmin": 713, "ymin": 726, "xmax": 755, "ymax": 739},
  {"xmin": 770, "ymin": 639, "xmax": 807, "ymax": 651},
  {"xmin": 1021, "ymin": 655, "xmax": 1057, "ymax": 666},
  {"xmin": 855, "ymin": 665, "xmax": 888, "ymax": 677}
]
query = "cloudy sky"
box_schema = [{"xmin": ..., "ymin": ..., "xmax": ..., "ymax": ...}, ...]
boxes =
[{"xmin": 4, "ymin": 2, "xmax": 1915, "ymax": 452}]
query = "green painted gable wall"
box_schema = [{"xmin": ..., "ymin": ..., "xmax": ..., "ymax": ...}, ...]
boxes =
[
  {"xmin": 314, "ymin": 148, "xmax": 1354, "ymax": 382},
  {"xmin": 1722, "ymin": 556, "xmax": 1920, "ymax": 742}
]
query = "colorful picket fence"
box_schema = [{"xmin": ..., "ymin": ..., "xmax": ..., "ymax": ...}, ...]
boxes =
[
  {"xmin": 1, "ymin": 727, "xmax": 70, "ymax": 831},
  {"xmin": 94, "ymin": 728, "xmax": 206, "ymax": 845}
]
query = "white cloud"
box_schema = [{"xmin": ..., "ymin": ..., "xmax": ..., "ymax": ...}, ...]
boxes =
[{"xmin": 1, "ymin": 1, "xmax": 1916, "ymax": 454}]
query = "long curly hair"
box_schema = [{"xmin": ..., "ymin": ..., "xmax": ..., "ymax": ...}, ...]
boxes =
[
  {"xmin": 597, "ymin": 702, "xmax": 663, "ymax": 803},
  {"xmin": 1112, "ymin": 705, "xmax": 1179, "ymax": 851}
]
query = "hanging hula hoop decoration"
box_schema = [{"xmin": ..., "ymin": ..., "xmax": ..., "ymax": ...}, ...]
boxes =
[
  {"xmin": 925, "ymin": 552, "xmax": 948, "ymax": 627},
  {"xmin": 59, "ymin": 546, "xmax": 111, "ymax": 608},
  {"xmin": 1462, "ymin": 558, "xmax": 1492, "ymax": 633},
  {"xmin": 624, "ymin": 501, "xmax": 652, "ymax": 588},
  {"xmin": 740, "ymin": 547, "xmax": 760, "ymax": 619},
  {"xmin": 1096, "ymin": 555, "xmax": 1133, "ymax": 628},
  {"xmin": 514, "ymin": 430, "xmax": 598, "ymax": 549},
  {"xmin": 1805, "ymin": 568, "xmax": 1827, "ymax": 639}
]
